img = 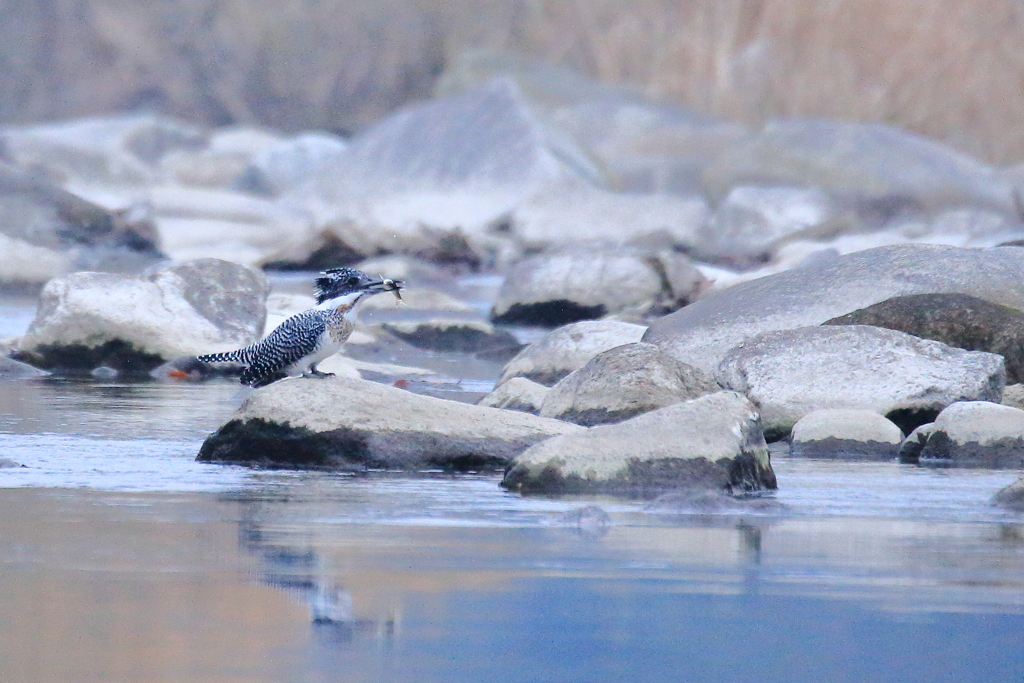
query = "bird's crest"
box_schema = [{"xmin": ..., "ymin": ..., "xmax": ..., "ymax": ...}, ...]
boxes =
[{"xmin": 315, "ymin": 267, "xmax": 366, "ymax": 304}]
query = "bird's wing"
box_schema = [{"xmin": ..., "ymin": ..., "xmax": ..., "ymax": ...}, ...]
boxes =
[{"xmin": 241, "ymin": 309, "xmax": 328, "ymax": 385}]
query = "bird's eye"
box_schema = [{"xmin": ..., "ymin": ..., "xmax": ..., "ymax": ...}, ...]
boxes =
[{"xmin": 347, "ymin": 276, "xmax": 360, "ymax": 286}]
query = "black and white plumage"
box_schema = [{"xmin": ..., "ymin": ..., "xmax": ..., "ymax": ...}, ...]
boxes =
[{"xmin": 198, "ymin": 267, "xmax": 401, "ymax": 387}]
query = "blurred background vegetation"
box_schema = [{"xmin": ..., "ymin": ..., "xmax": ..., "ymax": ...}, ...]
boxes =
[{"xmin": 1, "ymin": 0, "xmax": 1021, "ymax": 163}]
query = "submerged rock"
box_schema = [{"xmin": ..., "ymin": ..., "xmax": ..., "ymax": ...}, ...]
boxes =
[
  {"xmin": 644, "ymin": 244, "xmax": 1024, "ymax": 374},
  {"xmin": 0, "ymin": 356, "xmax": 50, "ymax": 378},
  {"xmin": 15, "ymin": 259, "xmax": 269, "ymax": 373},
  {"xmin": 903, "ymin": 402, "xmax": 1024, "ymax": 468},
  {"xmin": 825, "ymin": 293, "xmax": 1024, "ymax": 384},
  {"xmin": 502, "ymin": 391, "xmax": 776, "ymax": 496},
  {"xmin": 491, "ymin": 249, "xmax": 705, "ymax": 326},
  {"xmin": 477, "ymin": 377, "xmax": 550, "ymax": 415},
  {"xmin": 539, "ymin": 342, "xmax": 719, "ymax": 426},
  {"xmin": 498, "ymin": 320, "xmax": 647, "ymax": 387},
  {"xmin": 198, "ymin": 376, "xmax": 581, "ymax": 470},
  {"xmin": 790, "ymin": 409, "xmax": 903, "ymax": 459},
  {"xmin": 993, "ymin": 476, "xmax": 1024, "ymax": 511},
  {"xmin": 716, "ymin": 325, "xmax": 1005, "ymax": 439}
]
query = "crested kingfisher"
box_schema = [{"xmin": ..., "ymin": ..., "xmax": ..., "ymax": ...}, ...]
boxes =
[{"xmin": 198, "ymin": 267, "xmax": 402, "ymax": 387}]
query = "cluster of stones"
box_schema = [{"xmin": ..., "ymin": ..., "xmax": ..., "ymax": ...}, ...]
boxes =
[{"xmin": 6, "ymin": 54, "xmax": 1024, "ymax": 506}]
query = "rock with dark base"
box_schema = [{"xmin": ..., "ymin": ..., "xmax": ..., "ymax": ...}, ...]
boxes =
[
  {"xmin": 497, "ymin": 320, "xmax": 647, "ymax": 387},
  {"xmin": 790, "ymin": 409, "xmax": 903, "ymax": 459},
  {"xmin": 14, "ymin": 259, "xmax": 269, "ymax": 374},
  {"xmin": 716, "ymin": 325, "xmax": 1005, "ymax": 439},
  {"xmin": 198, "ymin": 376, "xmax": 581, "ymax": 470},
  {"xmin": 826, "ymin": 293, "xmax": 1024, "ymax": 384},
  {"xmin": 539, "ymin": 342, "xmax": 719, "ymax": 425},
  {"xmin": 644, "ymin": 244, "xmax": 1024, "ymax": 374},
  {"xmin": 901, "ymin": 402, "xmax": 1024, "ymax": 468},
  {"xmin": 491, "ymin": 250, "xmax": 705, "ymax": 327},
  {"xmin": 380, "ymin": 319, "xmax": 521, "ymax": 355},
  {"xmin": 501, "ymin": 391, "xmax": 776, "ymax": 496}
]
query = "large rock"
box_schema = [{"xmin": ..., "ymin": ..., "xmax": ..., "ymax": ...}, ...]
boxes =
[
  {"xmin": 825, "ymin": 293, "xmax": 1024, "ymax": 384},
  {"xmin": 498, "ymin": 320, "xmax": 647, "ymax": 387},
  {"xmin": 701, "ymin": 119, "xmax": 1015, "ymax": 214},
  {"xmin": 901, "ymin": 402, "xmax": 1024, "ymax": 468},
  {"xmin": 491, "ymin": 249, "xmax": 706, "ymax": 326},
  {"xmin": 501, "ymin": 391, "xmax": 776, "ymax": 496},
  {"xmin": 477, "ymin": 377, "xmax": 549, "ymax": 414},
  {"xmin": 285, "ymin": 78, "xmax": 605, "ymax": 264},
  {"xmin": 0, "ymin": 160, "xmax": 161, "ymax": 286},
  {"xmin": 197, "ymin": 376, "xmax": 582, "ymax": 470},
  {"xmin": 14, "ymin": 259, "xmax": 269, "ymax": 373},
  {"xmin": 644, "ymin": 244, "xmax": 1024, "ymax": 374},
  {"xmin": 539, "ymin": 342, "xmax": 719, "ymax": 425},
  {"xmin": 716, "ymin": 325, "xmax": 1005, "ymax": 438},
  {"xmin": 790, "ymin": 409, "xmax": 903, "ymax": 459},
  {"xmin": 1002, "ymin": 384, "xmax": 1024, "ymax": 410},
  {"xmin": 436, "ymin": 49, "xmax": 749, "ymax": 196}
]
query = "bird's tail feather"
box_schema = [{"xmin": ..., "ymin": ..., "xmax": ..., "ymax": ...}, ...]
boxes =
[{"xmin": 197, "ymin": 348, "xmax": 247, "ymax": 364}]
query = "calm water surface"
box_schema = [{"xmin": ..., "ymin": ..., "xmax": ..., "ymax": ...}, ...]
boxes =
[{"xmin": 2, "ymin": 290, "xmax": 1024, "ymax": 682}]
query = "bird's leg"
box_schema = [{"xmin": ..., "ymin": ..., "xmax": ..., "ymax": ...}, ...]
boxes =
[{"xmin": 303, "ymin": 362, "xmax": 335, "ymax": 379}]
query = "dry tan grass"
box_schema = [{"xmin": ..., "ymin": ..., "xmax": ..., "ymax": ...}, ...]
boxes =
[
  {"xmin": 2, "ymin": 0, "xmax": 1023, "ymax": 163},
  {"xmin": 468, "ymin": 0, "xmax": 1024, "ymax": 164}
]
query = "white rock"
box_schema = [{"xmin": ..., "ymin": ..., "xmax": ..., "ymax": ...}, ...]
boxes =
[
  {"xmin": 17, "ymin": 259, "xmax": 269, "ymax": 367},
  {"xmin": 790, "ymin": 409, "xmax": 903, "ymax": 459},
  {"xmin": 498, "ymin": 320, "xmax": 647, "ymax": 386},
  {"xmin": 716, "ymin": 325, "xmax": 1005, "ymax": 438},
  {"xmin": 502, "ymin": 391, "xmax": 776, "ymax": 494}
]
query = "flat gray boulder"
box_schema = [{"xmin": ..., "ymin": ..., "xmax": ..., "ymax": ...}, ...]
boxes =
[
  {"xmin": 716, "ymin": 325, "xmax": 1005, "ymax": 438},
  {"xmin": 502, "ymin": 391, "xmax": 776, "ymax": 496},
  {"xmin": 198, "ymin": 376, "xmax": 582, "ymax": 470},
  {"xmin": 701, "ymin": 119, "xmax": 1014, "ymax": 214},
  {"xmin": 498, "ymin": 320, "xmax": 647, "ymax": 387},
  {"xmin": 539, "ymin": 342, "xmax": 719, "ymax": 425},
  {"xmin": 477, "ymin": 377, "xmax": 550, "ymax": 414},
  {"xmin": 644, "ymin": 244, "xmax": 1024, "ymax": 373},
  {"xmin": 15, "ymin": 258, "xmax": 269, "ymax": 373},
  {"xmin": 902, "ymin": 402, "xmax": 1024, "ymax": 468},
  {"xmin": 491, "ymin": 249, "xmax": 705, "ymax": 326},
  {"xmin": 790, "ymin": 409, "xmax": 903, "ymax": 459}
]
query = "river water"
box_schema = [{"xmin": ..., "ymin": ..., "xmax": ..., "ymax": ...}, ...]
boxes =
[{"xmin": 2, "ymin": 279, "xmax": 1024, "ymax": 682}]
